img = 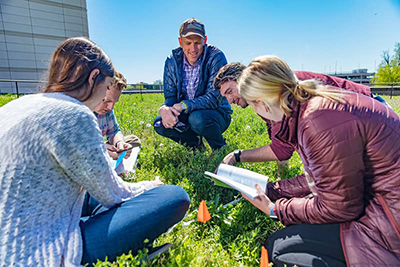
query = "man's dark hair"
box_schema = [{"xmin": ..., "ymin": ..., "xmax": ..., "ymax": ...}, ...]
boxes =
[{"xmin": 213, "ymin": 62, "xmax": 246, "ymax": 90}]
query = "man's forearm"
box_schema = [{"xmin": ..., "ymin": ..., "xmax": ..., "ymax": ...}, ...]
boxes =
[
  {"xmin": 110, "ymin": 132, "xmax": 124, "ymax": 147},
  {"xmin": 240, "ymin": 145, "xmax": 278, "ymax": 162}
]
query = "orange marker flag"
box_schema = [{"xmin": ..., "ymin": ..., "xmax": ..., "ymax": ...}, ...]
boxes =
[
  {"xmin": 197, "ymin": 200, "xmax": 211, "ymax": 223},
  {"xmin": 260, "ymin": 246, "xmax": 269, "ymax": 267}
]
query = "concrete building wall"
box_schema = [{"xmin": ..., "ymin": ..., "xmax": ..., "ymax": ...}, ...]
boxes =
[{"xmin": 0, "ymin": 0, "xmax": 88, "ymax": 93}]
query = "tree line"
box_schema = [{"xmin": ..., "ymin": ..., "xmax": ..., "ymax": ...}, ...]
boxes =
[{"xmin": 372, "ymin": 42, "xmax": 400, "ymax": 84}]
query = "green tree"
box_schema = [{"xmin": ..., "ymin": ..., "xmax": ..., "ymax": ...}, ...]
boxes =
[
  {"xmin": 371, "ymin": 42, "xmax": 400, "ymax": 84},
  {"xmin": 394, "ymin": 42, "xmax": 400, "ymax": 64}
]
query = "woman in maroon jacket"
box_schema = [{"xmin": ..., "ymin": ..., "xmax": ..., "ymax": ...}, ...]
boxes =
[{"xmin": 239, "ymin": 55, "xmax": 400, "ymax": 266}]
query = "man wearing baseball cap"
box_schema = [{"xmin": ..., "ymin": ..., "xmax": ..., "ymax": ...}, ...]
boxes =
[{"xmin": 153, "ymin": 18, "xmax": 232, "ymax": 151}]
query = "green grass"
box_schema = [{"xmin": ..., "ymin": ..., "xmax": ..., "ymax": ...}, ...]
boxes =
[
  {"xmin": 0, "ymin": 94, "xmax": 17, "ymax": 106},
  {"xmin": 107, "ymin": 93, "xmax": 286, "ymax": 266},
  {"xmin": 1, "ymin": 94, "xmax": 400, "ymax": 266}
]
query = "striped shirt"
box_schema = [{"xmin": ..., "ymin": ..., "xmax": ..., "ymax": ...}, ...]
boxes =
[
  {"xmin": 95, "ymin": 110, "xmax": 121, "ymax": 142},
  {"xmin": 182, "ymin": 56, "xmax": 201, "ymax": 100}
]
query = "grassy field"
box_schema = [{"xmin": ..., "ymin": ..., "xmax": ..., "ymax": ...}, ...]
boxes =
[{"xmin": 1, "ymin": 94, "xmax": 400, "ymax": 266}]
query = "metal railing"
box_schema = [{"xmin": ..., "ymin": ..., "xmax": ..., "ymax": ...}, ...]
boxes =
[
  {"xmin": 0, "ymin": 79, "xmax": 165, "ymax": 97},
  {"xmin": 123, "ymin": 88, "xmax": 163, "ymax": 94},
  {"xmin": 1, "ymin": 79, "xmax": 400, "ymax": 98},
  {"xmin": 0, "ymin": 79, "xmax": 43, "ymax": 97},
  {"xmin": 369, "ymin": 83, "xmax": 400, "ymax": 99}
]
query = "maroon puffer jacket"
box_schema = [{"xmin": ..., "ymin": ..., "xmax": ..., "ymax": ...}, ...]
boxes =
[
  {"xmin": 267, "ymin": 92, "xmax": 400, "ymax": 266},
  {"xmin": 267, "ymin": 71, "xmax": 371, "ymax": 161}
]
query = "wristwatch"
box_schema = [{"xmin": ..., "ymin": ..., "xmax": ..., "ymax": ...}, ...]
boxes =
[
  {"xmin": 180, "ymin": 102, "xmax": 187, "ymax": 111},
  {"xmin": 233, "ymin": 150, "xmax": 242, "ymax": 162}
]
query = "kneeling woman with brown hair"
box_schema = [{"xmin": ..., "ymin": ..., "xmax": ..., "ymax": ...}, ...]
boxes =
[
  {"xmin": 239, "ymin": 55, "xmax": 400, "ymax": 266},
  {"xmin": 0, "ymin": 37, "xmax": 189, "ymax": 266}
]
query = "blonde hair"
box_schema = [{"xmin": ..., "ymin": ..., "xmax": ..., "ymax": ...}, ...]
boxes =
[
  {"xmin": 238, "ymin": 55, "xmax": 345, "ymax": 116},
  {"xmin": 112, "ymin": 70, "xmax": 127, "ymax": 91}
]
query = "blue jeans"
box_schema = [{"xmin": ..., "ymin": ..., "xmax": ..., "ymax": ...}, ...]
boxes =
[
  {"xmin": 371, "ymin": 93, "xmax": 391, "ymax": 108},
  {"xmin": 153, "ymin": 107, "xmax": 231, "ymax": 150},
  {"xmin": 80, "ymin": 185, "xmax": 190, "ymax": 264}
]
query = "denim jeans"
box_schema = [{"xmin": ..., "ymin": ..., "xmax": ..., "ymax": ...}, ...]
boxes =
[
  {"xmin": 80, "ymin": 185, "xmax": 190, "ymax": 265},
  {"xmin": 371, "ymin": 93, "xmax": 392, "ymax": 108},
  {"xmin": 153, "ymin": 107, "xmax": 231, "ymax": 150},
  {"xmin": 266, "ymin": 223, "xmax": 346, "ymax": 267}
]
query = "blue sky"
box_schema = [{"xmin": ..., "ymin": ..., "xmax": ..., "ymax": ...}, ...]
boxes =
[{"xmin": 87, "ymin": 0, "xmax": 400, "ymax": 84}]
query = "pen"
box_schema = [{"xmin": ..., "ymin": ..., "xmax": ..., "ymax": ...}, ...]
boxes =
[{"xmin": 116, "ymin": 146, "xmax": 134, "ymax": 153}]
